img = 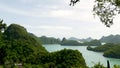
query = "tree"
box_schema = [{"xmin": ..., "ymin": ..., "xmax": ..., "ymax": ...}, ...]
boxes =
[
  {"xmin": 0, "ymin": 19, "xmax": 6, "ymax": 33},
  {"xmin": 61, "ymin": 37, "xmax": 67, "ymax": 42},
  {"xmin": 69, "ymin": 0, "xmax": 80, "ymax": 6},
  {"xmin": 41, "ymin": 49, "xmax": 87, "ymax": 68},
  {"xmin": 1, "ymin": 24, "xmax": 47, "ymax": 66},
  {"xmin": 70, "ymin": 0, "xmax": 120, "ymax": 27}
]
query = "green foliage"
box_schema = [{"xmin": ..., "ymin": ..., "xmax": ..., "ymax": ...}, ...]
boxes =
[
  {"xmin": 4, "ymin": 24, "xmax": 28, "ymax": 40},
  {"xmin": 0, "ymin": 24, "xmax": 47, "ymax": 65},
  {"xmin": 92, "ymin": 62, "xmax": 106, "ymax": 68},
  {"xmin": 87, "ymin": 43, "xmax": 116, "ymax": 52},
  {"xmin": 39, "ymin": 36, "xmax": 61, "ymax": 44},
  {"xmin": 113, "ymin": 65, "xmax": 120, "ymax": 68},
  {"xmin": 23, "ymin": 63, "xmax": 43, "ymax": 68},
  {"xmin": 0, "ymin": 19, "xmax": 6, "ymax": 33},
  {"xmin": 2, "ymin": 22, "xmax": 120, "ymax": 67},
  {"xmin": 87, "ymin": 43, "xmax": 120, "ymax": 58},
  {"xmin": 0, "ymin": 23, "xmax": 88, "ymax": 68},
  {"xmin": 0, "ymin": 33, "xmax": 6, "ymax": 65},
  {"xmin": 93, "ymin": 0, "xmax": 120, "ymax": 27},
  {"xmin": 0, "ymin": 66, "xmax": 3, "ymax": 68},
  {"xmin": 69, "ymin": 0, "xmax": 120, "ymax": 27},
  {"xmin": 84, "ymin": 40, "xmax": 101, "ymax": 46},
  {"xmin": 61, "ymin": 38, "xmax": 101, "ymax": 46},
  {"xmin": 103, "ymin": 45, "xmax": 120, "ymax": 58},
  {"xmin": 41, "ymin": 49, "xmax": 87, "ymax": 68},
  {"xmin": 87, "ymin": 46, "xmax": 93, "ymax": 50}
]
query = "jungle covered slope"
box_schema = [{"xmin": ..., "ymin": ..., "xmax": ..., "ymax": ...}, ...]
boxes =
[
  {"xmin": 0, "ymin": 24, "xmax": 47, "ymax": 65},
  {"xmin": 0, "ymin": 23, "xmax": 87, "ymax": 68},
  {"xmin": 87, "ymin": 43, "xmax": 120, "ymax": 59},
  {"xmin": 61, "ymin": 38, "xmax": 101, "ymax": 46},
  {"xmin": 38, "ymin": 36, "xmax": 61, "ymax": 44}
]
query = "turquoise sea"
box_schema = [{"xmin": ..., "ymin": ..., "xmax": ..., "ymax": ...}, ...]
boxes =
[{"xmin": 43, "ymin": 44, "xmax": 120, "ymax": 67}]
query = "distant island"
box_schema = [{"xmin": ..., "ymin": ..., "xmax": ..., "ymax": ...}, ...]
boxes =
[
  {"xmin": 33, "ymin": 36, "xmax": 101, "ymax": 46},
  {"xmin": 37, "ymin": 34, "xmax": 120, "ymax": 46},
  {"xmin": 87, "ymin": 43, "xmax": 120, "ymax": 59},
  {"xmin": 100, "ymin": 34, "xmax": 120, "ymax": 44},
  {"xmin": 68, "ymin": 37, "xmax": 93, "ymax": 42},
  {"xmin": 60, "ymin": 37, "xmax": 101, "ymax": 46},
  {"xmin": 38, "ymin": 34, "xmax": 120, "ymax": 59},
  {"xmin": 39, "ymin": 36, "xmax": 61, "ymax": 44}
]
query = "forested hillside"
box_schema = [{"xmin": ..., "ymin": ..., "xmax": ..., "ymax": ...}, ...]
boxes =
[
  {"xmin": 0, "ymin": 24, "xmax": 47, "ymax": 67},
  {"xmin": 38, "ymin": 36, "xmax": 61, "ymax": 44},
  {"xmin": 61, "ymin": 38, "xmax": 101, "ymax": 46},
  {"xmin": 0, "ymin": 21, "xmax": 87, "ymax": 68},
  {"xmin": 87, "ymin": 43, "xmax": 120, "ymax": 59}
]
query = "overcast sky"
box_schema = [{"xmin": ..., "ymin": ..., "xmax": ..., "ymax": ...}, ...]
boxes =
[{"xmin": 0, "ymin": 0, "xmax": 120, "ymax": 39}]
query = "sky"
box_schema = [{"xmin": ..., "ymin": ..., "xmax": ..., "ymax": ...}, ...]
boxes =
[{"xmin": 0, "ymin": 0, "xmax": 120, "ymax": 39}]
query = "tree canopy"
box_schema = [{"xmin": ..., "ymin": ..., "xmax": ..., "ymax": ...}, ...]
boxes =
[
  {"xmin": 0, "ymin": 19, "xmax": 6, "ymax": 33},
  {"xmin": 70, "ymin": 0, "xmax": 120, "ymax": 27},
  {"xmin": 87, "ymin": 43, "xmax": 120, "ymax": 59},
  {"xmin": 0, "ymin": 22, "xmax": 87, "ymax": 68}
]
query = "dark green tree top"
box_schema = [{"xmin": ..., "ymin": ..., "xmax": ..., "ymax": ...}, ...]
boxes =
[
  {"xmin": 0, "ymin": 19, "xmax": 6, "ymax": 33},
  {"xmin": 4, "ymin": 24, "xmax": 28, "ymax": 40}
]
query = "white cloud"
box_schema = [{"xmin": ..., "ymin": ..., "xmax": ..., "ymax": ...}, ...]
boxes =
[
  {"xmin": 19, "ymin": 0, "xmax": 38, "ymax": 3},
  {"xmin": 49, "ymin": 10, "xmax": 75, "ymax": 17},
  {"xmin": 0, "ymin": 0, "xmax": 95, "ymax": 23},
  {"xmin": 24, "ymin": 25, "xmax": 74, "ymax": 38},
  {"xmin": 0, "ymin": 4, "xmax": 27, "ymax": 15},
  {"xmin": 25, "ymin": 25, "xmax": 73, "ymax": 30},
  {"xmin": 1, "ymin": 0, "xmax": 120, "ymax": 39}
]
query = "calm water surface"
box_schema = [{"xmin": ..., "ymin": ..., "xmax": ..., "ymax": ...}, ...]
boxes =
[{"xmin": 42, "ymin": 44, "xmax": 120, "ymax": 67}]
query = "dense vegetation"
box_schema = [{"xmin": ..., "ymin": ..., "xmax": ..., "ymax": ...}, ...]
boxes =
[
  {"xmin": 70, "ymin": 0, "xmax": 120, "ymax": 27},
  {"xmin": 83, "ymin": 40, "xmax": 101, "ymax": 46},
  {"xmin": 87, "ymin": 43, "xmax": 116, "ymax": 52},
  {"xmin": 103, "ymin": 45, "xmax": 120, "ymax": 58},
  {"xmin": 87, "ymin": 43, "xmax": 120, "ymax": 59},
  {"xmin": 38, "ymin": 36, "xmax": 61, "ymax": 44},
  {"xmin": 0, "ymin": 24, "xmax": 47, "ymax": 67},
  {"xmin": 41, "ymin": 49, "xmax": 87, "ymax": 68},
  {"xmin": 0, "ymin": 21, "xmax": 87, "ymax": 68},
  {"xmin": 0, "ymin": 20, "xmax": 120, "ymax": 68},
  {"xmin": 61, "ymin": 38, "xmax": 101, "ymax": 46},
  {"xmin": 37, "ymin": 34, "xmax": 120, "ymax": 46}
]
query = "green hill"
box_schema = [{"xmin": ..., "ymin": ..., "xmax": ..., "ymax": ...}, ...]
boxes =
[
  {"xmin": 61, "ymin": 38, "xmax": 83, "ymax": 46},
  {"xmin": 41, "ymin": 49, "xmax": 87, "ymax": 68},
  {"xmin": 38, "ymin": 36, "xmax": 61, "ymax": 44},
  {"xmin": 83, "ymin": 40, "xmax": 101, "ymax": 46},
  {"xmin": 0, "ymin": 24, "xmax": 47, "ymax": 67},
  {"xmin": 103, "ymin": 45, "xmax": 120, "ymax": 58},
  {"xmin": 0, "ymin": 23, "xmax": 87, "ymax": 68},
  {"xmin": 87, "ymin": 43, "xmax": 120, "ymax": 59}
]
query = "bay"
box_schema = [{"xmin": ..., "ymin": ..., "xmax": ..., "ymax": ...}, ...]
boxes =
[{"xmin": 42, "ymin": 44, "xmax": 120, "ymax": 67}]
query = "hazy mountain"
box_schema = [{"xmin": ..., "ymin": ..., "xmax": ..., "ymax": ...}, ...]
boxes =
[
  {"xmin": 79, "ymin": 37, "xmax": 93, "ymax": 42},
  {"xmin": 68, "ymin": 37, "xmax": 80, "ymax": 41},
  {"xmin": 100, "ymin": 34, "xmax": 120, "ymax": 44},
  {"xmin": 68, "ymin": 37, "xmax": 93, "ymax": 43}
]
